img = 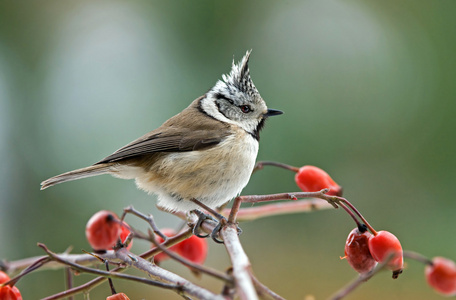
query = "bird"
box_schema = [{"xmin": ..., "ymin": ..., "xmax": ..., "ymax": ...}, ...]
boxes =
[{"xmin": 41, "ymin": 50, "xmax": 282, "ymax": 229}]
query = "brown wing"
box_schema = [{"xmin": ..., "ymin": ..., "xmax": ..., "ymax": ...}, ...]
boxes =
[
  {"xmin": 95, "ymin": 96, "xmax": 231, "ymax": 164},
  {"xmin": 95, "ymin": 128, "xmax": 229, "ymax": 164}
]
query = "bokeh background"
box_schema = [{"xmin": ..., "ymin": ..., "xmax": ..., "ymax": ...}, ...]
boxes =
[{"xmin": 1, "ymin": 1, "xmax": 455, "ymax": 299}]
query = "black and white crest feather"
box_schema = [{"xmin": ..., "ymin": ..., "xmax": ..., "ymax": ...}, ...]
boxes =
[{"xmin": 221, "ymin": 50, "xmax": 260, "ymax": 98}]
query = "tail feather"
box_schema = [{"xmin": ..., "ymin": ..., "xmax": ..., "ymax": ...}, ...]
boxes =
[{"xmin": 40, "ymin": 164, "xmax": 112, "ymax": 190}]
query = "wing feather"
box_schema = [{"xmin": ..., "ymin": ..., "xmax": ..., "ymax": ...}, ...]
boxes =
[{"xmin": 95, "ymin": 129, "xmax": 229, "ymax": 164}]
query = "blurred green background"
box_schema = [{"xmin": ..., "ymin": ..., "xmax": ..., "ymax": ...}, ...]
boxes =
[{"xmin": 1, "ymin": 1, "xmax": 455, "ymax": 299}]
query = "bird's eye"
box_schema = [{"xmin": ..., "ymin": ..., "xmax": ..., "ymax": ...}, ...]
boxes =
[{"xmin": 240, "ymin": 105, "xmax": 252, "ymax": 113}]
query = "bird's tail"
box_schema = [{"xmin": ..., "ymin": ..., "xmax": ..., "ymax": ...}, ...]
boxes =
[{"xmin": 40, "ymin": 164, "xmax": 112, "ymax": 190}]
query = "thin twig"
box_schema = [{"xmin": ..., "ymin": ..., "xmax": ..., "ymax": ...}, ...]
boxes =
[
  {"xmin": 230, "ymin": 190, "xmax": 378, "ymax": 237},
  {"xmin": 122, "ymin": 206, "xmax": 168, "ymax": 241},
  {"xmin": 114, "ymin": 248, "xmax": 226, "ymax": 300},
  {"xmin": 65, "ymin": 267, "xmax": 74, "ymax": 300},
  {"xmin": 42, "ymin": 275, "xmax": 109, "ymax": 300},
  {"xmin": 125, "ymin": 206, "xmax": 232, "ymax": 283},
  {"xmin": 228, "ymin": 197, "xmax": 243, "ymax": 224},
  {"xmin": 38, "ymin": 243, "xmax": 179, "ymax": 290},
  {"xmin": 41, "ymin": 245, "xmax": 226, "ymax": 300},
  {"xmin": 238, "ymin": 190, "xmax": 335, "ymax": 205},
  {"xmin": 3, "ymin": 256, "xmax": 51, "ymax": 287},
  {"xmin": 330, "ymin": 253, "xmax": 395, "ymax": 300},
  {"xmin": 226, "ymin": 190, "xmax": 337, "ymax": 223},
  {"xmin": 225, "ymin": 198, "xmax": 332, "ymax": 222},
  {"xmin": 149, "ymin": 228, "xmax": 232, "ymax": 282},
  {"xmin": 250, "ymin": 273, "xmax": 286, "ymax": 300},
  {"xmin": 140, "ymin": 227, "xmax": 194, "ymax": 260}
]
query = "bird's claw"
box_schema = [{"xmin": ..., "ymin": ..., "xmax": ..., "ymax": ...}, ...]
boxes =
[
  {"xmin": 192, "ymin": 210, "xmax": 215, "ymax": 238},
  {"xmin": 191, "ymin": 210, "xmax": 242, "ymax": 244}
]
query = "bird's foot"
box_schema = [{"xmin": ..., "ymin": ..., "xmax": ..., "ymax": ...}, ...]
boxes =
[{"xmin": 190, "ymin": 199, "xmax": 242, "ymax": 244}]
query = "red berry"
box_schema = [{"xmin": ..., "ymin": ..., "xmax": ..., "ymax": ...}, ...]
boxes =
[
  {"xmin": 425, "ymin": 257, "xmax": 456, "ymax": 296},
  {"xmin": 153, "ymin": 229, "xmax": 208, "ymax": 265},
  {"xmin": 176, "ymin": 235, "xmax": 208, "ymax": 264},
  {"xmin": 295, "ymin": 165, "xmax": 342, "ymax": 196},
  {"xmin": 0, "ymin": 285, "xmax": 22, "ymax": 300},
  {"xmin": 107, "ymin": 292, "xmax": 130, "ymax": 300},
  {"xmin": 368, "ymin": 230, "xmax": 403, "ymax": 278},
  {"xmin": 85, "ymin": 210, "xmax": 122, "ymax": 251},
  {"xmin": 118, "ymin": 222, "xmax": 133, "ymax": 250},
  {"xmin": 153, "ymin": 228, "xmax": 177, "ymax": 264},
  {"xmin": 0, "ymin": 271, "xmax": 10, "ymax": 284},
  {"xmin": 343, "ymin": 227, "xmax": 377, "ymax": 274}
]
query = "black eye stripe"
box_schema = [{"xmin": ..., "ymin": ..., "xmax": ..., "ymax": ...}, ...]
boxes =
[
  {"xmin": 214, "ymin": 93, "xmax": 253, "ymax": 113},
  {"xmin": 215, "ymin": 93, "xmax": 234, "ymax": 104}
]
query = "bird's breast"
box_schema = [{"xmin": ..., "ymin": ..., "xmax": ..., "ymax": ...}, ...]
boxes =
[{"xmin": 134, "ymin": 130, "xmax": 259, "ymax": 211}]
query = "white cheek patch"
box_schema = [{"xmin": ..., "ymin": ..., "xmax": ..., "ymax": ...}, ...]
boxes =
[{"xmin": 200, "ymin": 96, "xmax": 237, "ymax": 126}]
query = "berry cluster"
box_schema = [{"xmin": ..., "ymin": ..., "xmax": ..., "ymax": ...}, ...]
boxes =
[
  {"xmin": 294, "ymin": 163, "xmax": 456, "ymax": 295},
  {"xmin": 85, "ymin": 211, "xmax": 208, "ymax": 265},
  {"xmin": 343, "ymin": 227, "xmax": 403, "ymax": 278},
  {"xmin": 84, "ymin": 210, "xmax": 209, "ymax": 299}
]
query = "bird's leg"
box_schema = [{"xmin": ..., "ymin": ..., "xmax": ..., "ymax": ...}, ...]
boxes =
[{"xmin": 190, "ymin": 198, "xmax": 237, "ymax": 244}]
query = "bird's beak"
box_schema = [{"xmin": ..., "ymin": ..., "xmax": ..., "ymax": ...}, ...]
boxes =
[{"xmin": 264, "ymin": 109, "xmax": 283, "ymax": 117}]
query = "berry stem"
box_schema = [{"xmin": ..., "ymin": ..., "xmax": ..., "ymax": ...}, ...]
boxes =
[
  {"xmin": 252, "ymin": 161, "xmax": 300, "ymax": 174},
  {"xmin": 3, "ymin": 256, "xmax": 51, "ymax": 287},
  {"xmin": 335, "ymin": 198, "xmax": 378, "ymax": 236},
  {"xmin": 403, "ymin": 250, "xmax": 433, "ymax": 265},
  {"xmin": 105, "ymin": 260, "xmax": 117, "ymax": 295},
  {"xmin": 338, "ymin": 202, "xmax": 364, "ymax": 230}
]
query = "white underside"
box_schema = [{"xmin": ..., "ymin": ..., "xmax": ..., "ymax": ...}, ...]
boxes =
[{"xmin": 112, "ymin": 133, "xmax": 258, "ymax": 212}]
